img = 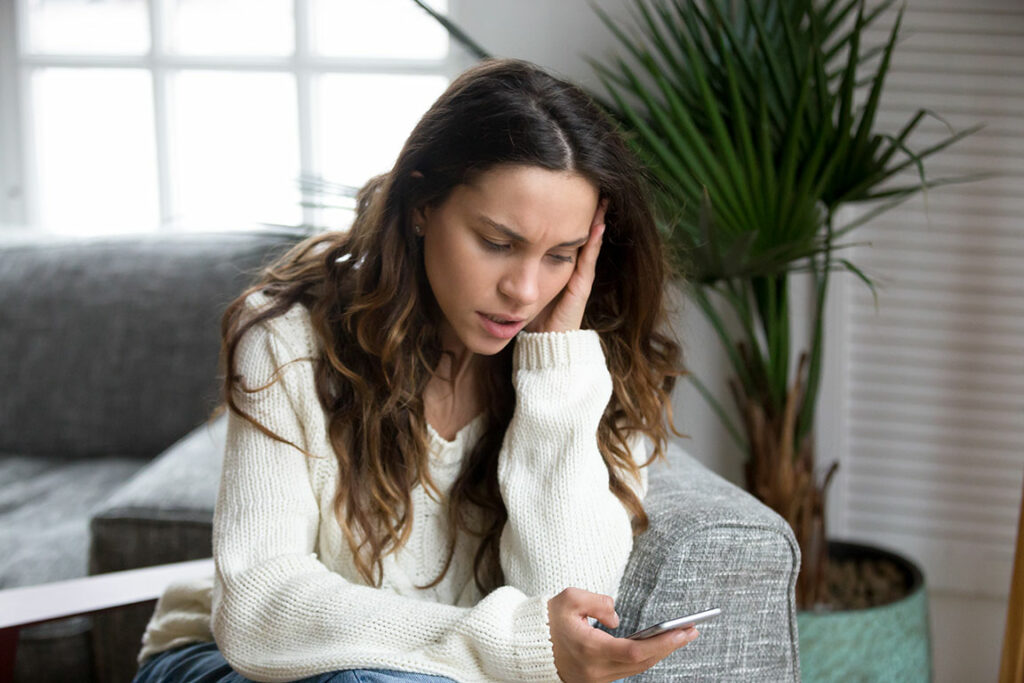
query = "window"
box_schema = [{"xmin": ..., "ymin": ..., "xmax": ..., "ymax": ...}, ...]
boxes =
[{"xmin": 0, "ymin": 0, "xmax": 456, "ymax": 234}]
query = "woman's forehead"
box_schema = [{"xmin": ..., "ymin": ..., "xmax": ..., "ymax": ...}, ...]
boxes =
[{"xmin": 449, "ymin": 166, "xmax": 598, "ymax": 242}]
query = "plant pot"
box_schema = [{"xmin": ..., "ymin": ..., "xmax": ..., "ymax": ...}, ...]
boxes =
[{"xmin": 797, "ymin": 540, "xmax": 932, "ymax": 682}]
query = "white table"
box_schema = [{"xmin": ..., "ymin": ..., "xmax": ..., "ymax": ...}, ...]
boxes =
[{"xmin": 0, "ymin": 558, "xmax": 214, "ymax": 683}]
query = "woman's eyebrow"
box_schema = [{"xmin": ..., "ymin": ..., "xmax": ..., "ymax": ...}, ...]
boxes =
[{"xmin": 479, "ymin": 216, "xmax": 589, "ymax": 248}]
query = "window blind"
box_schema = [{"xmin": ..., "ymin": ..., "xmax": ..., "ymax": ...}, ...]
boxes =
[{"xmin": 828, "ymin": 0, "xmax": 1024, "ymax": 598}]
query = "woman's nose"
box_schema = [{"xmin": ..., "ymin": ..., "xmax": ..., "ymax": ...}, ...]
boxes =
[{"xmin": 498, "ymin": 259, "xmax": 540, "ymax": 306}]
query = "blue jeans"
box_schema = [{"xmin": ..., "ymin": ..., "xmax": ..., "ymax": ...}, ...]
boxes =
[{"xmin": 134, "ymin": 641, "xmax": 459, "ymax": 683}]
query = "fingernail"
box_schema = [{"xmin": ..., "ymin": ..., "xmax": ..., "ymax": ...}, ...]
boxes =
[{"xmin": 677, "ymin": 628, "xmax": 698, "ymax": 643}]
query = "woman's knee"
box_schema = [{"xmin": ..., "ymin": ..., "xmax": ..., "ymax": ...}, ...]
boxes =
[{"xmin": 133, "ymin": 641, "xmax": 235, "ymax": 683}]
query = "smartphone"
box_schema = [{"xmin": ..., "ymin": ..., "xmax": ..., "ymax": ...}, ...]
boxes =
[{"xmin": 624, "ymin": 607, "xmax": 722, "ymax": 640}]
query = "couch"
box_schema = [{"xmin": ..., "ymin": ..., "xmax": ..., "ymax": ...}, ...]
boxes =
[{"xmin": 0, "ymin": 230, "xmax": 801, "ymax": 682}]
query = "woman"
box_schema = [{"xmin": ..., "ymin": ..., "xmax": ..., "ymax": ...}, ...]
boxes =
[{"xmin": 134, "ymin": 58, "xmax": 690, "ymax": 683}]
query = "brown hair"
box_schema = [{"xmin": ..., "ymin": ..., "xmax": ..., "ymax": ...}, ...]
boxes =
[{"xmin": 221, "ymin": 59, "xmax": 682, "ymax": 595}]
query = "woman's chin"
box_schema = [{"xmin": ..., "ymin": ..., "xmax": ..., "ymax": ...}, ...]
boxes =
[
  {"xmin": 453, "ymin": 315, "xmax": 529, "ymax": 355},
  {"xmin": 452, "ymin": 326, "xmax": 515, "ymax": 356},
  {"xmin": 469, "ymin": 336, "xmax": 515, "ymax": 356}
]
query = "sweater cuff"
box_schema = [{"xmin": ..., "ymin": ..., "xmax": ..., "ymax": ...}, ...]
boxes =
[
  {"xmin": 514, "ymin": 330, "xmax": 605, "ymax": 373},
  {"xmin": 512, "ymin": 594, "xmax": 561, "ymax": 682}
]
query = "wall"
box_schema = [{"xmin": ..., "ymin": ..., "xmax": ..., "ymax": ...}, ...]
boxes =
[{"xmin": 452, "ymin": 0, "xmax": 629, "ymax": 93}]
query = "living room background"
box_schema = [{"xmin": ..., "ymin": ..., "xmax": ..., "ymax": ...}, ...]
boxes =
[{"xmin": 1, "ymin": 1, "xmax": 1021, "ymax": 681}]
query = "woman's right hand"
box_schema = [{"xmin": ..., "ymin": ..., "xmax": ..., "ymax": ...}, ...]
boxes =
[{"xmin": 547, "ymin": 587, "xmax": 699, "ymax": 682}]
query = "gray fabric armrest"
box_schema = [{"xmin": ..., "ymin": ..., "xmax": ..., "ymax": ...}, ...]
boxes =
[
  {"xmin": 88, "ymin": 415, "xmax": 225, "ymax": 683},
  {"xmin": 613, "ymin": 446, "xmax": 801, "ymax": 681},
  {"xmin": 90, "ymin": 413, "xmax": 226, "ymax": 574}
]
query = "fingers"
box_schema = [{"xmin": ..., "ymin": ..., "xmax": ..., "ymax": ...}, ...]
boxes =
[
  {"xmin": 575, "ymin": 196, "xmax": 608, "ymax": 285},
  {"xmin": 549, "ymin": 588, "xmax": 699, "ymax": 683},
  {"xmin": 592, "ymin": 197, "xmax": 609, "ymax": 228},
  {"xmin": 609, "ymin": 627, "xmax": 699, "ymax": 667},
  {"xmin": 523, "ymin": 199, "xmax": 608, "ymax": 333},
  {"xmin": 566, "ymin": 210, "xmax": 604, "ymax": 299},
  {"xmin": 555, "ymin": 587, "xmax": 619, "ymax": 629},
  {"xmin": 581, "ymin": 197, "xmax": 608, "ymax": 271},
  {"xmin": 578, "ymin": 219, "xmax": 604, "ymax": 278},
  {"xmin": 582, "ymin": 590, "xmax": 619, "ymax": 630}
]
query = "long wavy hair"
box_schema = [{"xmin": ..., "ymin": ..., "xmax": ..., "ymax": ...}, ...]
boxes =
[{"xmin": 221, "ymin": 59, "xmax": 683, "ymax": 595}]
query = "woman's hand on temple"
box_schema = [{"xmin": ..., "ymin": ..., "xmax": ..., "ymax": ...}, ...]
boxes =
[
  {"xmin": 547, "ymin": 587, "xmax": 698, "ymax": 683},
  {"xmin": 526, "ymin": 199, "xmax": 608, "ymax": 334}
]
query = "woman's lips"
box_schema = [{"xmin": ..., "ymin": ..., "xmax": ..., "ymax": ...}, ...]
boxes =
[{"xmin": 477, "ymin": 312, "xmax": 527, "ymax": 339}]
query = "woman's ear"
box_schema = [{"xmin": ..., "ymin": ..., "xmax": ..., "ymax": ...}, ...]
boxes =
[{"xmin": 411, "ymin": 205, "xmax": 429, "ymax": 232}]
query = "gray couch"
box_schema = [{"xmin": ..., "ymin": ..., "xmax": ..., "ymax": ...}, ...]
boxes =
[{"xmin": 0, "ymin": 230, "xmax": 801, "ymax": 682}]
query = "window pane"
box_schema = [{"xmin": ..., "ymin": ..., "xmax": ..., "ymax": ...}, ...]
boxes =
[
  {"xmin": 317, "ymin": 73, "xmax": 447, "ymax": 193},
  {"xmin": 171, "ymin": 72, "xmax": 300, "ymax": 231},
  {"xmin": 26, "ymin": 0, "xmax": 149, "ymax": 55},
  {"xmin": 312, "ymin": 0, "xmax": 449, "ymax": 60},
  {"xmin": 33, "ymin": 69, "xmax": 158, "ymax": 234},
  {"xmin": 166, "ymin": 0, "xmax": 293, "ymax": 56}
]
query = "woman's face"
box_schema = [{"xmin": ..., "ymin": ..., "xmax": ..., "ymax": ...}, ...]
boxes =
[{"xmin": 416, "ymin": 164, "xmax": 600, "ymax": 356}]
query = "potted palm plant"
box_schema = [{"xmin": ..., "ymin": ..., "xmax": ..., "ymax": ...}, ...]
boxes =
[{"xmin": 585, "ymin": 0, "xmax": 982, "ymax": 677}]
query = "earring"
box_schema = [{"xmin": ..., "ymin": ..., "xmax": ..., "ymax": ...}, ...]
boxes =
[{"xmin": 413, "ymin": 225, "xmax": 423, "ymax": 235}]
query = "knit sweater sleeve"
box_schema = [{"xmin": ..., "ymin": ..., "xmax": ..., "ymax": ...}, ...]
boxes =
[
  {"xmin": 211, "ymin": 309, "xmax": 560, "ymax": 683},
  {"xmin": 498, "ymin": 330, "xmax": 648, "ymax": 601}
]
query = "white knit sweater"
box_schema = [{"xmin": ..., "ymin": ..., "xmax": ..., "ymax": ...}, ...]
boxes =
[{"xmin": 137, "ymin": 292, "xmax": 648, "ymax": 682}]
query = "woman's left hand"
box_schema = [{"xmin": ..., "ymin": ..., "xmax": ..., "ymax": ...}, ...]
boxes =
[{"xmin": 526, "ymin": 198, "xmax": 608, "ymax": 334}]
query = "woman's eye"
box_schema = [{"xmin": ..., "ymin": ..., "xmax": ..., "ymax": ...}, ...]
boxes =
[
  {"xmin": 482, "ymin": 238, "xmax": 511, "ymax": 252},
  {"xmin": 548, "ymin": 253, "xmax": 575, "ymax": 264}
]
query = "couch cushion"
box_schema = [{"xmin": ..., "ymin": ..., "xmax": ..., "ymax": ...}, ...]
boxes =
[
  {"xmin": 0, "ymin": 454, "xmax": 147, "ymax": 590},
  {"xmin": 0, "ymin": 229, "xmax": 302, "ymax": 458}
]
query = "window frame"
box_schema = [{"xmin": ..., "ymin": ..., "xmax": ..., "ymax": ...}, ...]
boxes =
[{"xmin": 0, "ymin": 0, "xmax": 465, "ymax": 233}]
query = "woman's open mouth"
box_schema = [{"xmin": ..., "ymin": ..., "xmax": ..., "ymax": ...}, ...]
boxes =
[{"xmin": 477, "ymin": 312, "xmax": 527, "ymax": 339}]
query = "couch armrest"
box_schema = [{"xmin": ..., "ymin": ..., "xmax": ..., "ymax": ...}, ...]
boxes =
[
  {"xmin": 612, "ymin": 446, "xmax": 801, "ymax": 681},
  {"xmin": 90, "ymin": 414, "xmax": 226, "ymax": 575},
  {"xmin": 88, "ymin": 415, "xmax": 225, "ymax": 683}
]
